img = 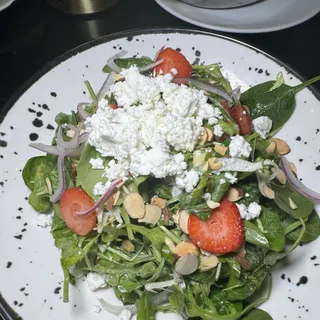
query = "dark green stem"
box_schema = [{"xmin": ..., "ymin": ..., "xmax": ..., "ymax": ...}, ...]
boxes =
[
  {"xmin": 293, "ymin": 75, "xmax": 320, "ymax": 93},
  {"xmin": 85, "ymin": 80, "xmax": 98, "ymax": 105}
]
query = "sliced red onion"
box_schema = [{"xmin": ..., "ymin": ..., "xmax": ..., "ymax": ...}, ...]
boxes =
[
  {"xmin": 230, "ymin": 85, "xmax": 241, "ymax": 102},
  {"xmin": 138, "ymin": 58, "xmax": 164, "ymax": 73},
  {"xmin": 58, "ymin": 123, "xmax": 84, "ymax": 150},
  {"xmin": 280, "ymin": 156, "xmax": 320, "ymax": 202},
  {"xmin": 50, "ymin": 152, "xmax": 66, "ymax": 202},
  {"xmin": 76, "ymin": 178, "xmax": 124, "ymax": 216},
  {"xmin": 97, "ymin": 71, "xmax": 117, "ymax": 102},
  {"xmin": 98, "ymin": 298, "xmax": 136, "ymax": 316},
  {"xmin": 106, "ymin": 50, "xmax": 128, "ymax": 73},
  {"xmin": 173, "ymin": 78, "xmax": 233, "ymax": 102},
  {"xmin": 154, "ymin": 45, "xmax": 165, "ymax": 61},
  {"xmin": 77, "ymin": 103, "xmax": 90, "ymax": 120},
  {"xmin": 29, "ymin": 143, "xmax": 59, "ymax": 155}
]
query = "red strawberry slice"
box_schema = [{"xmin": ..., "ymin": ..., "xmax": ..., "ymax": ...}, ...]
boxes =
[
  {"xmin": 222, "ymin": 102, "xmax": 252, "ymax": 136},
  {"xmin": 188, "ymin": 199, "xmax": 244, "ymax": 254},
  {"xmin": 153, "ymin": 48, "xmax": 192, "ymax": 78},
  {"xmin": 59, "ymin": 187, "xmax": 97, "ymax": 236}
]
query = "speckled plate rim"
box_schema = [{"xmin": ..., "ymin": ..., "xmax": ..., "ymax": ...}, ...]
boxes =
[{"xmin": 1, "ymin": 26, "xmax": 320, "ymax": 320}]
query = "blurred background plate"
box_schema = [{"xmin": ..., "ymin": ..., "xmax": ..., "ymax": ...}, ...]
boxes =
[
  {"xmin": 155, "ymin": 0, "xmax": 320, "ymax": 33},
  {"xmin": 0, "ymin": 0, "xmax": 15, "ymax": 12}
]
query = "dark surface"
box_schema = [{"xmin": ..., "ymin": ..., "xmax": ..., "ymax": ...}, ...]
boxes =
[{"xmin": 0, "ymin": 0, "xmax": 320, "ymax": 318}]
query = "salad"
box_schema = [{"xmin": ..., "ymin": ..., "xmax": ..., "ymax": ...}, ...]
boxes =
[{"xmin": 22, "ymin": 47, "xmax": 320, "ymax": 320}]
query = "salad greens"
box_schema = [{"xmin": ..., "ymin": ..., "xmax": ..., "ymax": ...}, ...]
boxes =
[{"xmin": 22, "ymin": 51, "xmax": 320, "ymax": 320}]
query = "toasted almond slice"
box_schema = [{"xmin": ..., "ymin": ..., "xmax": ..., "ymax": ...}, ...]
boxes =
[
  {"xmin": 138, "ymin": 204, "xmax": 162, "ymax": 225},
  {"xmin": 208, "ymin": 158, "xmax": 223, "ymax": 171},
  {"xmin": 172, "ymin": 241, "xmax": 199, "ymax": 257},
  {"xmin": 151, "ymin": 196, "xmax": 167, "ymax": 209},
  {"xmin": 271, "ymin": 138, "xmax": 291, "ymax": 155},
  {"xmin": 199, "ymin": 127, "xmax": 208, "ymax": 144},
  {"xmin": 45, "ymin": 177, "xmax": 53, "ymax": 195},
  {"xmin": 206, "ymin": 200, "xmax": 220, "ymax": 209},
  {"xmin": 122, "ymin": 240, "xmax": 135, "ymax": 253},
  {"xmin": 266, "ymin": 140, "xmax": 276, "ymax": 154},
  {"xmin": 214, "ymin": 144, "xmax": 228, "ymax": 156},
  {"xmin": 165, "ymin": 237, "xmax": 176, "ymax": 251},
  {"xmin": 113, "ymin": 190, "xmax": 121, "ymax": 206},
  {"xmin": 123, "ymin": 193, "xmax": 145, "ymax": 219},
  {"xmin": 205, "ymin": 127, "xmax": 213, "ymax": 141},
  {"xmin": 289, "ymin": 162, "xmax": 297, "ymax": 175},
  {"xmin": 264, "ymin": 186, "xmax": 275, "ymax": 199},
  {"xmin": 178, "ymin": 210, "xmax": 190, "ymax": 234},
  {"xmin": 199, "ymin": 254, "xmax": 219, "ymax": 272},
  {"xmin": 226, "ymin": 187, "xmax": 244, "ymax": 202},
  {"xmin": 193, "ymin": 153, "xmax": 206, "ymax": 167},
  {"xmin": 271, "ymin": 168, "xmax": 287, "ymax": 184},
  {"xmin": 288, "ymin": 197, "xmax": 297, "ymax": 209},
  {"xmin": 66, "ymin": 129, "xmax": 75, "ymax": 138},
  {"xmin": 175, "ymin": 254, "xmax": 199, "ymax": 275}
]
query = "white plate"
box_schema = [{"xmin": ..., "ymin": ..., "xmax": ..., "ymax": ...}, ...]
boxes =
[
  {"xmin": 155, "ymin": 0, "xmax": 320, "ymax": 33},
  {"xmin": 0, "ymin": 0, "xmax": 15, "ymax": 12},
  {"xmin": 0, "ymin": 29, "xmax": 320, "ymax": 320}
]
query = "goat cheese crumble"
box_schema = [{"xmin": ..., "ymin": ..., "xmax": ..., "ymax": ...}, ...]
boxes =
[
  {"xmin": 89, "ymin": 157, "xmax": 104, "ymax": 169},
  {"xmin": 86, "ymin": 66, "xmax": 222, "ymax": 192},
  {"xmin": 236, "ymin": 202, "xmax": 261, "ymax": 220},
  {"xmin": 229, "ymin": 135, "xmax": 252, "ymax": 158},
  {"xmin": 252, "ymin": 116, "xmax": 272, "ymax": 139},
  {"xmin": 86, "ymin": 272, "xmax": 108, "ymax": 291}
]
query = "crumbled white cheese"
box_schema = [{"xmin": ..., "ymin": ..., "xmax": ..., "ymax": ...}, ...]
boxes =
[
  {"xmin": 119, "ymin": 309, "xmax": 132, "ymax": 320},
  {"xmin": 89, "ymin": 157, "xmax": 104, "ymax": 169},
  {"xmin": 34, "ymin": 214, "xmax": 53, "ymax": 228},
  {"xmin": 69, "ymin": 265, "xmax": 84, "ymax": 279},
  {"xmin": 170, "ymin": 68, "xmax": 178, "ymax": 75},
  {"xmin": 172, "ymin": 185, "xmax": 183, "ymax": 197},
  {"xmin": 237, "ymin": 202, "xmax": 261, "ymax": 220},
  {"xmin": 203, "ymin": 193, "xmax": 211, "ymax": 201},
  {"xmin": 229, "ymin": 135, "xmax": 252, "ymax": 158},
  {"xmin": 86, "ymin": 66, "xmax": 221, "ymax": 186},
  {"xmin": 252, "ymin": 116, "xmax": 272, "ymax": 139},
  {"xmin": 86, "ymin": 272, "xmax": 107, "ymax": 291},
  {"xmin": 93, "ymin": 181, "xmax": 111, "ymax": 196},
  {"xmin": 175, "ymin": 169, "xmax": 200, "ymax": 192},
  {"xmin": 225, "ymin": 172, "xmax": 238, "ymax": 184},
  {"xmin": 92, "ymin": 305, "xmax": 101, "ymax": 314},
  {"xmin": 245, "ymin": 193, "xmax": 250, "ymax": 197},
  {"xmin": 213, "ymin": 124, "xmax": 223, "ymax": 137},
  {"xmin": 220, "ymin": 179, "xmax": 226, "ymax": 185},
  {"xmin": 220, "ymin": 158, "xmax": 262, "ymax": 172}
]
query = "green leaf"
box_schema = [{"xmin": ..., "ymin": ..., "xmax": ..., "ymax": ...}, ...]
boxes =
[
  {"xmin": 168, "ymin": 285, "xmax": 185, "ymax": 314},
  {"xmin": 244, "ymin": 221, "xmax": 269, "ymax": 248},
  {"xmin": 55, "ymin": 111, "xmax": 80, "ymax": 126},
  {"xmin": 240, "ymin": 75, "xmax": 320, "ymax": 130},
  {"xmin": 268, "ymin": 72, "xmax": 284, "ymax": 92},
  {"xmin": 211, "ymin": 173, "xmax": 230, "ymax": 203},
  {"xmin": 131, "ymin": 225, "xmax": 165, "ymax": 252},
  {"xmin": 259, "ymin": 207, "xmax": 285, "ymax": 252},
  {"xmin": 282, "ymin": 210, "xmax": 320, "ymax": 243},
  {"xmin": 102, "ymin": 57, "xmax": 153, "ymax": 73},
  {"xmin": 272, "ymin": 182, "xmax": 314, "ymax": 219},
  {"xmin": 244, "ymin": 244, "xmax": 265, "ymax": 270},
  {"xmin": 191, "ymin": 173, "xmax": 209, "ymax": 205},
  {"xmin": 136, "ymin": 292, "xmax": 156, "ymax": 320},
  {"xmin": 76, "ymin": 143, "xmax": 111, "ymax": 199},
  {"xmin": 241, "ymin": 308, "xmax": 273, "ymax": 320},
  {"xmin": 237, "ymin": 181, "xmax": 261, "ymax": 207}
]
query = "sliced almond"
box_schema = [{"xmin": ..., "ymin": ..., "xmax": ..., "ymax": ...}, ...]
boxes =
[
  {"xmin": 199, "ymin": 254, "xmax": 219, "ymax": 272},
  {"xmin": 178, "ymin": 210, "xmax": 190, "ymax": 234},
  {"xmin": 165, "ymin": 237, "xmax": 176, "ymax": 251},
  {"xmin": 202, "ymin": 161, "xmax": 209, "ymax": 172},
  {"xmin": 45, "ymin": 177, "xmax": 53, "ymax": 195},
  {"xmin": 204, "ymin": 127, "xmax": 213, "ymax": 142},
  {"xmin": 208, "ymin": 157, "xmax": 223, "ymax": 171},
  {"xmin": 206, "ymin": 200, "xmax": 220, "ymax": 209},
  {"xmin": 138, "ymin": 204, "xmax": 161, "ymax": 225},
  {"xmin": 123, "ymin": 193, "xmax": 145, "ymax": 219},
  {"xmin": 113, "ymin": 190, "xmax": 121, "ymax": 205},
  {"xmin": 271, "ymin": 168, "xmax": 287, "ymax": 184},
  {"xmin": 289, "ymin": 162, "xmax": 297, "ymax": 175},
  {"xmin": 66, "ymin": 129, "xmax": 75, "ymax": 138},
  {"xmin": 226, "ymin": 187, "xmax": 244, "ymax": 202},
  {"xmin": 199, "ymin": 127, "xmax": 208, "ymax": 144},
  {"xmin": 266, "ymin": 140, "xmax": 276, "ymax": 154},
  {"xmin": 288, "ymin": 197, "xmax": 297, "ymax": 209},
  {"xmin": 175, "ymin": 254, "xmax": 199, "ymax": 275},
  {"xmin": 172, "ymin": 241, "xmax": 199, "ymax": 257},
  {"xmin": 122, "ymin": 240, "xmax": 135, "ymax": 253},
  {"xmin": 263, "ymin": 186, "xmax": 275, "ymax": 199},
  {"xmin": 151, "ymin": 196, "xmax": 167, "ymax": 209},
  {"xmin": 271, "ymin": 138, "xmax": 291, "ymax": 155},
  {"xmin": 214, "ymin": 144, "xmax": 228, "ymax": 156},
  {"xmin": 193, "ymin": 153, "xmax": 206, "ymax": 168}
]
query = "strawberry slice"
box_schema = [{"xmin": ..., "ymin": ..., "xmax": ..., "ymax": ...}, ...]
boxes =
[
  {"xmin": 153, "ymin": 48, "xmax": 192, "ymax": 78},
  {"xmin": 188, "ymin": 199, "xmax": 244, "ymax": 254},
  {"xmin": 222, "ymin": 102, "xmax": 252, "ymax": 136},
  {"xmin": 59, "ymin": 187, "xmax": 97, "ymax": 236}
]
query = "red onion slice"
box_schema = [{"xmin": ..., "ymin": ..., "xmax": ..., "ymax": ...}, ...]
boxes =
[
  {"xmin": 107, "ymin": 50, "xmax": 128, "ymax": 73},
  {"xmin": 76, "ymin": 178, "xmax": 124, "ymax": 216},
  {"xmin": 173, "ymin": 78, "xmax": 233, "ymax": 102},
  {"xmin": 50, "ymin": 152, "xmax": 66, "ymax": 202},
  {"xmin": 29, "ymin": 143, "xmax": 60, "ymax": 155},
  {"xmin": 280, "ymin": 156, "xmax": 320, "ymax": 203},
  {"xmin": 138, "ymin": 58, "xmax": 164, "ymax": 73},
  {"xmin": 77, "ymin": 103, "xmax": 90, "ymax": 120},
  {"xmin": 230, "ymin": 85, "xmax": 241, "ymax": 102},
  {"xmin": 97, "ymin": 72, "xmax": 117, "ymax": 102}
]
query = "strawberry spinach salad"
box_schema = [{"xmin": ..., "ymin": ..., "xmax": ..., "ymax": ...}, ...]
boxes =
[{"xmin": 22, "ymin": 48, "xmax": 320, "ymax": 320}]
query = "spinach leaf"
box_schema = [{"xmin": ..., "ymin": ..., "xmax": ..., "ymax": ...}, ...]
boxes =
[
  {"xmin": 152, "ymin": 183, "xmax": 172, "ymax": 200},
  {"xmin": 192, "ymin": 64, "xmax": 232, "ymax": 93},
  {"xmin": 282, "ymin": 210, "xmax": 320, "ymax": 243},
  {"xmin": 211, "ymin": 173, "xmax": 230, "ymax": 202},
  {"xmin": 240, "ymin": 75, "xmax": 320, "ymax": 130},
  {"xmin": 272, "ymin": 182, "xmax": 314, "ymax": 219},
  {"xmin": 76, "ymin": 143, "xmax": 111, "ymax": 199},
  {"xmin": 259, "ymin": 207, "xmax": 285, "ymax": 252},
  {"xmin": 191, "ymin": 173, "xmax": 209, "ymax": 204},
  {"xmin": 237, "ymin": 181, "xmax": 261, "ymax": 207},
  {"xmin": 244, "ymin": 244, "xmax": 265, "ymax": 270},
  {"xmin": 136, "ymin": 292, "xmax": 156, "ymax": 320},
  {"xmin": 241, "ymin": 308, "xmax": 273, "ymax": 320},
  {"xmin": 102, "ymin": 57, "xmax": 153, "ymax": 73},
  {"xmin": 244, "ymin": 221, "xmax": 269, "ymax": 249},
  {"xmin": 131, "ymin": 225, "xmax": 165, "ymax": 252}
]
